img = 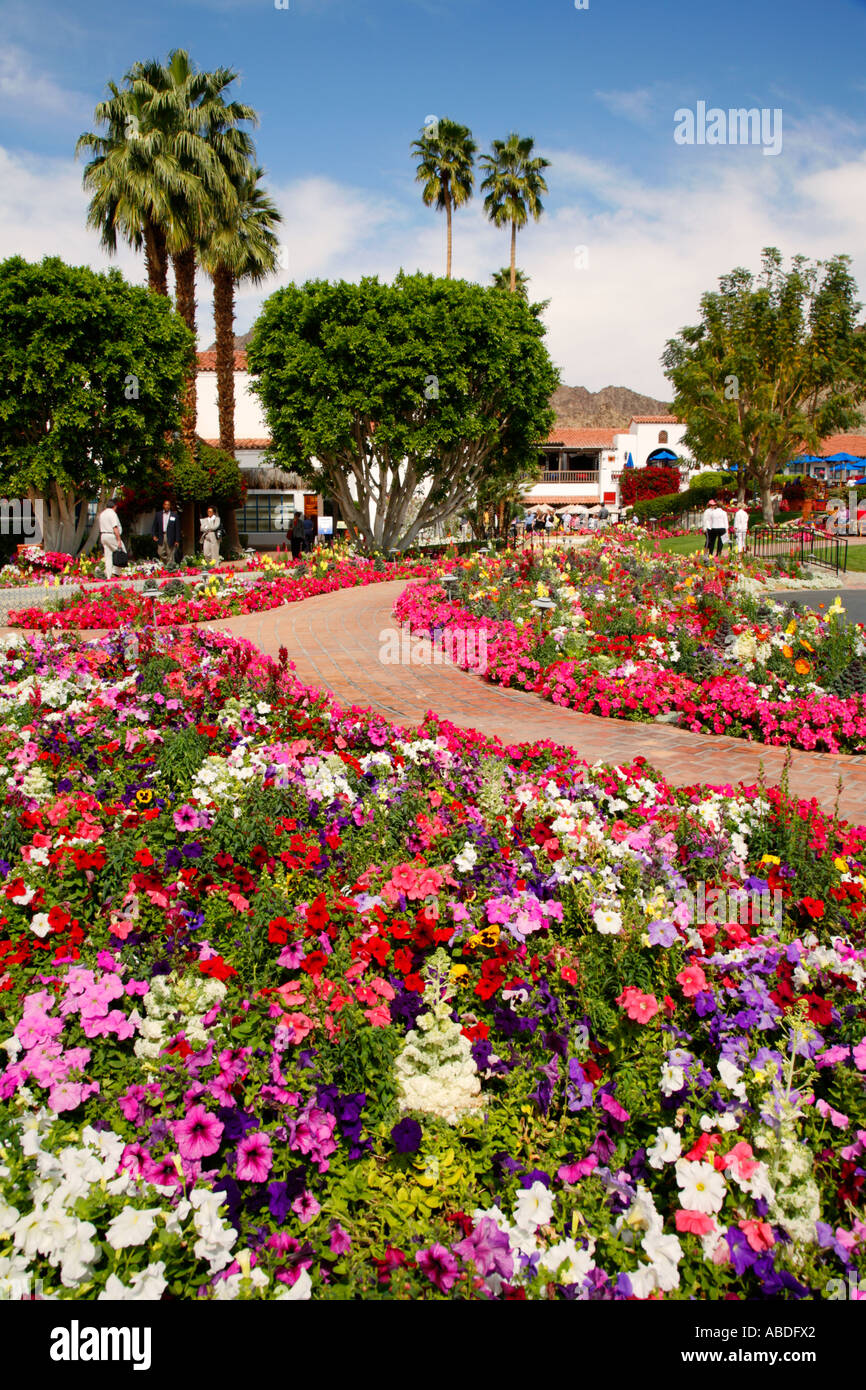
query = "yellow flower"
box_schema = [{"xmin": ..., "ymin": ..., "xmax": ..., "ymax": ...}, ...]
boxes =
[
  {"xmin": 834, "ymin": 858, "xmax": 848, "ymax": 873},
  {"xmin": 135, "ymin": 789, "xmax": 153, "ymax": 805},
  {"xmin": 785, "ymin": 620, "xmax": 797, "ymax": 635},
  {"xmin": 450, "ymin": 965, "xmax": 469, "ymax": 981},
  {"xmin": 760, "ymin": 854, "xmax": 780, "ymax": 866}
]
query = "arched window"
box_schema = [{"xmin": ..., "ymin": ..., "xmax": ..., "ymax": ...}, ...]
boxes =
[{"xmin": 658, "ymin": 430, "xmax": 668, "ymax": 444}]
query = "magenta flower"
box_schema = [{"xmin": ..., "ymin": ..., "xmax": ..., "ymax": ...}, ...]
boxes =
[
  {"xmin": 173, "ymin": 1104, "xmax": 224, "ymax": 1161},
  {"xmin": 452, "ymin": 1218, "xmax": 513, "ymax": 1281},
  {"xmin": 236, "ymin": 1131, "xmax": 273, "ymax": 1182},
  {"xmin": 329, "ymin": 1223, "xmax": 352, "ymax": 1255},
  {"xmin": 415, "ymin": 1243, "xmax": 460, "ymax": 1293},
  {"xmin": 292, "ymin": 1191, "xmax": 321, "ymax": 1224}
]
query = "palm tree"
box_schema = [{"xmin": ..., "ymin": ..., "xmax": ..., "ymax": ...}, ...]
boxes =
[
  {"xmin": 77, "ymin": 83, "xmax": 175, "ymax": 295},
  {"xmin": 411, "ymin": 119, "xmax": 476, "ymax": 278},
  {"xmin": 480, "ymin": 134, "xmax": 550, "ymax": 293},
  {"xmin": 200, "ymin": 166, "xmax": 282, "ymax": 554},
  {"xmin": 491, "ymin": 265, "xmax": 530, "ymax": 299},
  {"xmin": 124, "ymin": 51, "xmax": 257, "ymax": 550}
]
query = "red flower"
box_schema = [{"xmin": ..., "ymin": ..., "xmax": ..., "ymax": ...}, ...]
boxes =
[
  {"xmin": 403, "ymin": 973, "xmax": 425, "ymax": 994},
  {"xmin": 306, "ymin": 894, "xmax": 330, "ymax": 932},
  {"xmin": 800, "ymin": 896, "xmax": 825, "ymax": 920},
  {"xmin": 300, "ymin": 951, "xmax": 328, "ymax": 977},
  {"xmin": 199, "ymin": 955, "xmax": 237, "ymax": 981},
  {"xmin": 134, "ymin": 848, "xmax": 155, "ymax": 868}
]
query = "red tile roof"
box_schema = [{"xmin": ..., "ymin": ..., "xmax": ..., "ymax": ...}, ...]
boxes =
[
  {"xmin": 544, "ymin": 429, "xmax": 617, "ymax": 448},
  {"xmin": 629, "ymin": 415, "xmax": 679, "ymax": 425},
  {"xmin": 815, "ymin": 434, "xmax": 866, "ymax": 457},
  {"xmin": 202, "ymin": 438, "xmax": 271, "ymax": 449},
  {"xmin": 197, "ymin": 350, "xmax": 248, "ymax": 371}
]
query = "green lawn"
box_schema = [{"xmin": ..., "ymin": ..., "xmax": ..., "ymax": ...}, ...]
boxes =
[{"xmin": 645, "ymin": 528, "xmax": 866, "ymax": 573}]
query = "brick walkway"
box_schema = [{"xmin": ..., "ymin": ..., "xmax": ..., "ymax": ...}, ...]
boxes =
[{"xmin": 203, "ymin": 580, "xmax": 866, "ymax": 827}]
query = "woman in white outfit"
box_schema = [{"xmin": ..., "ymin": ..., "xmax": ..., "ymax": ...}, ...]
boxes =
[
  {"xmin": 200, "ymin": 507, "xmax": 221, "ymax": 562},
  {"xmin": 99, "ymin": 499, "xmax": 124, "ymax": 579}
]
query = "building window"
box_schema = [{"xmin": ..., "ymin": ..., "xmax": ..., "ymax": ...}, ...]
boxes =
[
  {"xmin": 658, "ymin": 430, "xmax": 668, "ymax": 444},
  {"xmin": 236, "ymin": 492, "xmax": 296, "ymax": 533}
]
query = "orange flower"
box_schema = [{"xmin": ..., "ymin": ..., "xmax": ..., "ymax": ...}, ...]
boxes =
[
  {"xmin": 782, "ymin": 644, "xmax": 793, "ymax": 658},
  {"xmin": 800, "ymin": 639, "xmax": 814, "ymax": 652},
  {"xmin": 794, "ymin": 658, "xmax": 811, "ymax": 675}
]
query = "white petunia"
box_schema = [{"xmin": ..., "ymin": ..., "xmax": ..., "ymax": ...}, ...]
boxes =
[
  {"xmin": 675, "ymin": 1160, "xmax": 727, "ymax": 1215},
  {"xmin": 647, "ymin": 1127, "xmax": 682, "ymax": 1169},
  {"xmin": 513, "ymin": 1181, "xmax": 555, "ymax": 1234},
  {"xmin": 105, "ymin": 1206, "xmax": 161, "ymax": 1250},
  {"xmin": 593, "ymin": 907, "xmax": 622, "ymax": 936},
  {"xmin": 276, "ymin": 1268, "xmax": 312, "ymax": 1300}
]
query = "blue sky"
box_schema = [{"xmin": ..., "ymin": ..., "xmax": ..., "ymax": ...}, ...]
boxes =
[{"xmin": 2, "ymin": 0, "xmax": 866, "ymax": 395}]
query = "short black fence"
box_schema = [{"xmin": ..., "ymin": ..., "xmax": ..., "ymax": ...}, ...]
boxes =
[{"xmin": 746, "ymin": 526, "xmax": 848, "ymax": 574}]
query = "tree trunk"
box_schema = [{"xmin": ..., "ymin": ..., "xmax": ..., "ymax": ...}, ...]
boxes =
[
  {"xmin": 143, "ymin": 223, "xmax": 168, "ymax": 296},
  {"xmin": 173, "ymin": 246, "xmax": 198, "ymax": 554},
  {"xmin": 760, "ymin": 482, "xmax": 774, "ymax": 525},
  {"xmin": 510, "ymin": 221, "xmax": 517, "ymax": 293},
  {"xmin": 212, "ymin": 262, "xmax": 241, "ymax": 556},
  {"xmin": 445, "ymin": 190, "xmax": 452, "ymax": 279}
]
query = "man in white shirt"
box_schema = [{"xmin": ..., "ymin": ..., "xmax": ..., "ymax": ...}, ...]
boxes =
[
  {"xmin": 99, "ymin": 499, "xmax": 124, "ymax": 579},
  {"xmin": 733, "ymin": 504, "xmax": 749, "ymax": 553},
  {"xmin": 712, "ymin": 503, "xmax": 729, "ymax": 555},
  {"xmin": 702, "ymin": 499, "xmax": 720, "ymax": 554}
]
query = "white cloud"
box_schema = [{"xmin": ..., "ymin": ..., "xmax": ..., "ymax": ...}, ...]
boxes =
[
  {"xmin": 595, "ymin": 87, "xmax": 659, "ymax": 123},
  {"xmin": 0, "ymin": 45, "xmax": 90, "ymax": 123}
]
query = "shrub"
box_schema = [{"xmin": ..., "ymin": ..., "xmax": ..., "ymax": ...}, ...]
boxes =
[{"xmin": 620, "ymin": 464, "xmax": 681, "ymax": 506}]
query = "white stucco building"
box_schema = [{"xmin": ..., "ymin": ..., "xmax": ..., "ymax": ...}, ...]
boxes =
[{"xmin": 522, "ymin": 416, "xmax": 694, "ymax": 509}]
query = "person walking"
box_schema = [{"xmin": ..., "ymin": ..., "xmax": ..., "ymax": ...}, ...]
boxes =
[
  {"xmin": 733, "ymin": 503, "xmax": 749, "ymax": 554},
  {"xmin": 303, "ymin": 513, "xmax": 316, "ymax": 552},
  {"xmin": 290, "ymin": 515, "xmax": 305, "ymax": 560},
  {"xmin": 151, "ymin": 499, "xmax": 180, "ymax": 568},
  {"xmin": 701, "ymin": 499, "xmax": 716, "ymax": 554},
  {"xmin": 200, "ymin": 506, "xmax": 221, "ymax": 562},
  {"xmin": 710, "ymin": 501, "xmax": 729, "ymax": 557},
  {"xmin": 99, "ymin": 496, "xmax": 125, "ymax": 579}
]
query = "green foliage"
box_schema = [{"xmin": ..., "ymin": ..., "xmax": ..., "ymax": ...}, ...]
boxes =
[
  {"xmin": 663, "ymin": 248, "xmax": 866, "ymax": 511},
  {"xmin": 0, "ymin": 256, "xmax": 192, "ymax": 513},
  {"xmin": 247, "ymin": 271, "xmax": 559, "ymax": 551}
]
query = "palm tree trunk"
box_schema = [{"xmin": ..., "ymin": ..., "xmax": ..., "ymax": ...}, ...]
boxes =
[
  {"xmin": 445, "ymin": 192, "xmax": 453, "ymax": 278},
  {"xmin": 143, "ymin": 223, "xmax": 168, "ymax": 296},
  {"xmin": 510, "ymin": 221, "xmax": 517, "ymax": 293},
  {"xmin": 173, "ymin": 245, "xmax": 198, "ymax": 554},
  {"xmin": 213, "ymin": 262, "xmax": 241, "ymax": 555}
]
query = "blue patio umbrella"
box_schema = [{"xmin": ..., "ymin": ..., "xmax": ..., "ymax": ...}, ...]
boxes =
[
  {"xmin": 625, "ymin": 453, "xmax": 634, "ymax": 469},
  {"xmin": 825, "ymin": 453, "xmax": 863, "ymax": 464},
  {"xmin": 649, "ymin": 449, "xmax": 678, "ymax": 461}
]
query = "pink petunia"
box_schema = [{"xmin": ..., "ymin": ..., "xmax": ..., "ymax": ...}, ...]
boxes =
[
  {"xmin": 676, "ymin": 964, "xmax": 708, "ymax": 998},
  {"xmin": 739, "ymin": 1220, "xmax": 775, "ymax": 1252},
  {"xmin": 173, "ymin": 1104, "xmax": 224, "ymax": 1161},
  {"xmin": 675, "ymin": 1210, "xmax": 716, "ymax": 1236},
  {"xmin": 236, "ymin": 1132, "xmax": 273, "ymax": 1183}
]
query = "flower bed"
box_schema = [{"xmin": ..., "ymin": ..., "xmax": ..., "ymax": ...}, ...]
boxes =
[
  {"xmin": 0, "ymin": 622, "xmax": 864, "ymax": 1301},
  {"xmin": 8, "ymin": 553, "xmax": 439, "ymax": 631},
  {"xmin": 394, "ymin": 541, "xmax": 866, "ymax": 753}
]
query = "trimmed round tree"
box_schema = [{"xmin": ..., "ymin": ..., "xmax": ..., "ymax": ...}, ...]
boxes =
[
  {"xmin": 0, "ymin": 256, "xmax": 192, "ymax": 554},
  {"xmin": 247, "ymin": 271, "xmax": 559, "ymax": 552}
]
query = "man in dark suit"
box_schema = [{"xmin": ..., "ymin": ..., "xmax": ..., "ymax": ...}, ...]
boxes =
[{"xmin": 152, "ymin": 499, "xmax": 180, "ymax": 567}]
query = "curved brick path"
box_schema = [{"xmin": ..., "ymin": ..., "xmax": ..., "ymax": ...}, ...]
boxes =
[{"xmin": 203, "ymin": 579, "xmax": 866, "ymax": 826}]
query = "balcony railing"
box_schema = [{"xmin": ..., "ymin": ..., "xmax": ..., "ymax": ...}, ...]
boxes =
[{"xmin": 541, "ymin": 470, "xmax": 599, "ymax": 485}]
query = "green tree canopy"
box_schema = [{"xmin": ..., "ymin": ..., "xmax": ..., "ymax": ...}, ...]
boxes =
[
  {"xmin": 0, "ymin": 256, "xmax": 192, "ymax": 553},
  {"xmin": 663, "ymin": 247, "xmax": 866, "ymax": 521},
  {"xmin": 247, "ymin": 271, "xmax": 559, "ymax": 551}
]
